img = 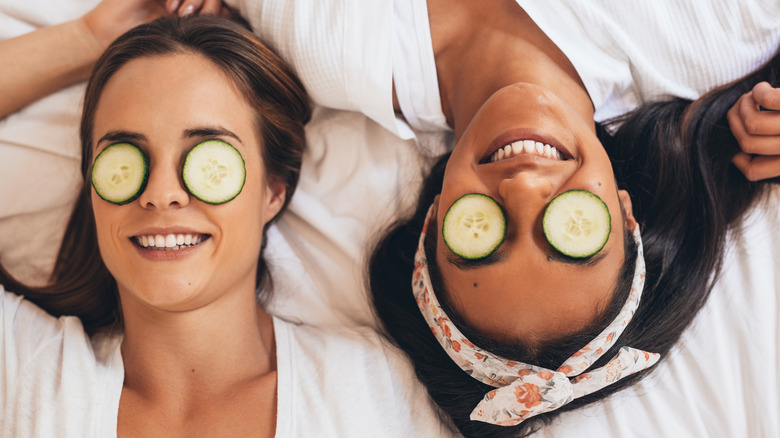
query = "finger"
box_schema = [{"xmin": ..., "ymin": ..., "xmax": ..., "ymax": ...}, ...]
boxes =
[
  {"xmin": 735, "ymin": 89, "xmax": 780, "ymax": 137},
  {"xmin": 728, "ymin": 101, "xmax": 780, "ymax": 155},
  {"xmin": 751, "ymin": 81, "xmax": 780, "ymax": 111},
  {"xmin": 732, "ymin": 152, "xmax": 780, "ymax": 181},
  {"xmin": 166, "ymin": 0, "xmax": 181, "ymax": 14},
  {"xmin": 198, "ymin": 0, "xmax": 224, "ymax": 15},
  {"xmin": 177, "ymin": 0, "xmax": 204, "ymax": 16}
]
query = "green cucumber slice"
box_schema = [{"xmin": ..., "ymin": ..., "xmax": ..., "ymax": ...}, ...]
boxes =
[
  {"xmin": 543, "ymin": 190, "xmax": 611, "ymax": 258},
  {"xmin": 442, "ymin": 193, "xmax": 506, "ymax": 259},
  {"xmin": 91, "ymin": 143, "xmax": 149, "ymax": 205},
  {"xmin": 182, "ymin": 140, "xmax": 246, "ymax": 204}
]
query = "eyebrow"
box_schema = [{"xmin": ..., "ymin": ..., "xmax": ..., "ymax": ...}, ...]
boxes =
[
  {"xmin": 545, "ymin": 248, "xmax": 609, "ymax": 266},
  {"xmin": 447, "ymin": 249, "xmax": 507, "ymax": 270},
  {"xmin": 96, "ymin": 130, "xmax": 146, "ymax": 147},
  {"xmin": 182, "ymin": 126, "xmax": 243, "ymax": 144},
  {"xmin": 95, "ymin": 126, "xmax": 243, "ymax": 148}
]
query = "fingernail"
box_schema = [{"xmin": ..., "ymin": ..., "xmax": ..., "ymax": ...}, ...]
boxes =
[
  {"xmin": 182, "ymin": 4, "xmax": 195, "ymax": 16},
  {"xmin": 168, "ymin": 0, "xmax": 180, "ymax": 13}
]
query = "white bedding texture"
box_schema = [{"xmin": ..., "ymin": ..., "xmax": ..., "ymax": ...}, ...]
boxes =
[{"xmin": 0, "ymin": 1, "xmax": 778, "ymax": 437}]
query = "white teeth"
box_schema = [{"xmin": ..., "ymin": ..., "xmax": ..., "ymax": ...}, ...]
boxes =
[
  {"xmin": 135, "ymin": 233, "xmax": 205, "ymax": 250},
  {"xmin": 489, "ymin": 139, "xmax": 565, "ymax": 163}
]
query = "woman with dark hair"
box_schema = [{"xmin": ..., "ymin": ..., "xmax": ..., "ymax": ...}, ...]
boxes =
[
  {"xmin": 224, "ymin": 0, "xmax": 780, "ymax": 436},
  {"xmin": 0, "ymin": 14, "xmax": 452, "ymax": 437}
]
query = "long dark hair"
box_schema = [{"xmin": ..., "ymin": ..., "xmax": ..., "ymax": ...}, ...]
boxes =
[
  {"xmin": 369, "ymin": 53, "xmax": 779, "ymax": 437},
  {"xmin": 0, "ymin": 16, "xmax": 311, "ymax": 334}
]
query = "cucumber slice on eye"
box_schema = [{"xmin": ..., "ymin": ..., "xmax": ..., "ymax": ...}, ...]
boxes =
[
  {"xmin": 91, "ymin": 143, "xmax": 149, "ymax": 205},
  {"xmin": 543, "ymin": 190, "xmax": 611, "ymax": 258},
  {"xmin": 182, "ymin": 140, "xmax": 246, "ymax": 204},
  {"xmin": 442, "ymin": 193, "xmax": 506, "ymax": 259}
]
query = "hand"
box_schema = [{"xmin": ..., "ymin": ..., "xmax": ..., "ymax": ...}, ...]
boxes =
[
  {"xmin": 82, "ymin": 0, "xmax": 169, "ymax": 51},
  {"xmin": 727, "ymin": 81, "xmax": 780, "ymax": 181},
  {"xmin": 165, "ymin": 0, "xmax": 230, "ymax": 17}
]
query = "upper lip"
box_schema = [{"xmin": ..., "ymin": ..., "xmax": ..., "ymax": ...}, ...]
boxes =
[{"xmin": 481, "ymin": 129, "xmax": 573, "ymax": 163}]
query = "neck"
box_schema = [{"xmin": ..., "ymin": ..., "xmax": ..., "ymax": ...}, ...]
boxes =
[
  {"xmin": 428, "ymin": 0, "xmax": 595, "ymax": 137},
  {"xmin": 119, "ymin": 285, "xmax": 275, "ymax": 401}
]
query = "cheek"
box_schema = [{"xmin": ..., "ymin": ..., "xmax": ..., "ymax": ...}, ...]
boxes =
[{"xmin": 90, "ymin": 193, "xmax": 123, "ymax": 267}]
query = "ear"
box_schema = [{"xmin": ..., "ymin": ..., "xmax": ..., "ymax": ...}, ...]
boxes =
[
  {"xmin": 431, "ymin": 194, "xmax": 441, "ymax": 215},
  {"xmin": 262, "ymin": 180, "xmax": 287, "ymax": 225},
  {"xmin": 617, "ymin": 189, "xmax": 637, "ymax": 229}
]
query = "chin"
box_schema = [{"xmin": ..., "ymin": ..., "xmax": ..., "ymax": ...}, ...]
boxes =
[{"xmin": 118, "ymin": 275, "xmax": 212, "ymax": 312}]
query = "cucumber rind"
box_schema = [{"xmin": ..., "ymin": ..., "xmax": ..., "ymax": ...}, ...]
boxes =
[
  {"xmin": 91, "ymin": 143, "xmax": 149, "ymax": 205},
  {"xmin": 182, "ymin": 140, "xmax": 246, "ymax": 205},
  {"xmin": 442, "ymin": 193, "xmax": 506, "ymax": 260},
  {"xmin": 542, "ymin": 190, "xmax": 611, "ymax": 258}
]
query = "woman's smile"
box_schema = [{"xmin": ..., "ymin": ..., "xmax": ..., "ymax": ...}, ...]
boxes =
[{"xmin": 130, "ymin": 229, "xmax": 212, "ymax": 262}]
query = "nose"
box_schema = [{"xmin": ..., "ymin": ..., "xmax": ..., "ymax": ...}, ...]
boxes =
[
  {"xmin": 137, "ymin": 159, "xmax": 190, "ymax": 210},
  {"xmin": 497, "ymin": 173, "xmax": 553, "ymax": 228}
]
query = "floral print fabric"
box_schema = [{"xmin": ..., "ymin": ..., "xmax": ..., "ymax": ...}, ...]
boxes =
[{"xmin": 412, "ymin": 204, "xmax": 660, "ymax": 426}]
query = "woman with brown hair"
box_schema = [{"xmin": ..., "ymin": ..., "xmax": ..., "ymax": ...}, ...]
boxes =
[{"xmin": 0, "ymin": 14, "xmax": 452, "ymax": 437}]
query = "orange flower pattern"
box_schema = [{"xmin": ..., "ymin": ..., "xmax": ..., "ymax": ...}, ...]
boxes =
[
  {"xmin": 412, "ymin": 205, "xmax": 660, "ymax": 426},
  {"xmin": 514, "ymin": 383, "xmax": 542, "ymax": 408}
]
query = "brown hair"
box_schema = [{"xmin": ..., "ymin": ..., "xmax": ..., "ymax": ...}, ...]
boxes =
[{"xmin": 0, "ymin": 16, "xmax": 311, "ymax": 334}]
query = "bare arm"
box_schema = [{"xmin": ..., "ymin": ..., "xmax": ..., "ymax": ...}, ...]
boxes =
[{"xmin": 0, "ymin": 0, "xmax": 169, "ymax": 119}]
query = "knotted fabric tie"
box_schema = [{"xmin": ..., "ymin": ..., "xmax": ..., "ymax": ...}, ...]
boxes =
[{"xmin": 412, "ymin": 203, "xmax": 660, "ymax": 426}]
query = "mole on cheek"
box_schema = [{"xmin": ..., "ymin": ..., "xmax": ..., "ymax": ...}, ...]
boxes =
[{"xmin": 473, "ymin": 282, "xmax": 478, "ymax": 288}]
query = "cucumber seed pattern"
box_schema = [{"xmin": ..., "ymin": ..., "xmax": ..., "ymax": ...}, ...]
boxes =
[
  {"xmin": 564, "ymin": 209, "xmax": 593, "ymax": 238},
  {"xmin": 461, "ymin": 211, "xmax": 490, "ymax": 239},
  {"xmin": 202, "ymin": 158, "xmax": 228, "ymax": 187},
  {"xmin": 111, "ymin": 164, "xmax": 132, "ymax": 186}
]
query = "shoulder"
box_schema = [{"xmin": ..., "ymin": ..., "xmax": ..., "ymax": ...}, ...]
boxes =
[
  {"xmin": 1, "ymin": 287, "xmax": 123, "ymax": 436},
  {"xmin": 274, "ymin": 318, "xmax": 458, "ymax": 437},
  {"xmin": 0, "ymin": 287, "xmax": 107, "ymax": 375},
  {"xmin": 0, "ymin": 287, "xmax": 82, "ymax": 355}
]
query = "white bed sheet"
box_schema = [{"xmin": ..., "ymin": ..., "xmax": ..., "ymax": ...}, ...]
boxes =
[{"xmin": 0, "ymin": 2, "xmax": 778, "ymax": 437}]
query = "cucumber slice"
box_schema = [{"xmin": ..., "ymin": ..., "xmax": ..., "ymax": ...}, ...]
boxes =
[
  {"xmin": 91, "ymin": 143, "xmax": 149, "ymax": 205},
  {"xmin": 543, "ymin": 190, "xmax": 611, "ymax": 258},
  {"xmin": 182, "ymin": 140, "xmax": 246, "ymax": 204},
  {"xmin": 442, "ymin": 193, "xmax": 506, "ymax": 259}
]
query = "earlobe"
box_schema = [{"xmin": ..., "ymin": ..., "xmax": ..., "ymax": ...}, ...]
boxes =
[{"xmin": 617, "ymin": 189, "xmax": 637, "ymax": 228}]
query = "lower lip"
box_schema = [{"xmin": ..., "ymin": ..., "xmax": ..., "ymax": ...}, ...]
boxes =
[{"xmin": 132, "ymin": 239, "xmax": 207, "ymax": 261}]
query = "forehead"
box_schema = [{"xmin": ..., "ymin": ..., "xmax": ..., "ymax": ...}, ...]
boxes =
[{"xmin": 92, "ymin": 52, "xmax": 257, "ymax": 145}]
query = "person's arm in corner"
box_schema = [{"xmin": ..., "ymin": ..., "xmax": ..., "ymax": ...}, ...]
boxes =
[{"xmin": 0, "ymin": 0, "xmax": 169, "ymax": 119}]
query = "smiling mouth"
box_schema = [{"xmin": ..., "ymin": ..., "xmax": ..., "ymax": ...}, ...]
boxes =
[
  {"xmin": 132, "ymin": 233, "xmax": 210, "ymax": 251},
  {"xmin": 487, "ymin": 139, "xmax": 566, "ymax": 163}
]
